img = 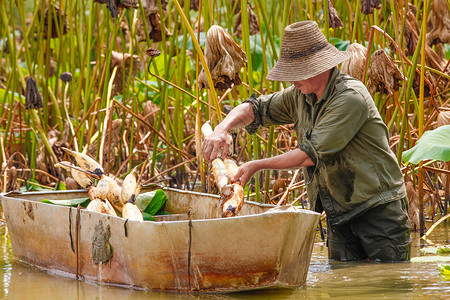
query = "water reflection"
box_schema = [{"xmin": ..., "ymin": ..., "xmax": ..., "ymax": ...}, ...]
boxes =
[{"xmin": 1, "ymin": 223, "xmax": 450, "ymax": 299}]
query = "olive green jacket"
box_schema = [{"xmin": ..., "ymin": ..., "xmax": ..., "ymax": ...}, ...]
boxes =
[{"xmin": 245, "ymin": 67, "xmax": 406, "ymax": 226}]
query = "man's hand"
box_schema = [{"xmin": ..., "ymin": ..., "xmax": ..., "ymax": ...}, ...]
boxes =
[
  {"xmin": 232, "ymin": 149, "xmax": 315, "ymax": 187},
  {"xmin": 202, "ymin": 128, "xmax": 232, "ymax": 161},
  {"xmin": 231, "ymin": 161, "xmax": 258, "ymax": 187},
  {"xmin": 201, "ymin": 103, "xmax": 255, "ymax": 161}
]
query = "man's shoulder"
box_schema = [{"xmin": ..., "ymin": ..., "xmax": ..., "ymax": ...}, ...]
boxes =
[{"xmin": 334, "ymin": 71, "xmax": 373, "ymax": 103}]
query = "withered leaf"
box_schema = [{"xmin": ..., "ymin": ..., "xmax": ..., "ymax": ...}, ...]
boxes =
[
  {"xmin": 341, "ymin": 43, "xmax": 367, "ymax": 81},
  {"xmin": 326, "ymin": 0, "xmax": 343, "ymax": 28},
  {"xmin": 361, "ymin": 0, "xmax": 382, "ymax": 15},
  {"xmin": 38, "ymin": 4, "xmax": 68, "ymax": 39},
  {"xmin": 180, "ymin": 0, "xmax": 199, "ymax": 11},
  {"xmin": 198, "ymin": 25, "xmax": 247, "ymax": 91},
  {"xmin": 135, "ymin": 0, "xmax": 171, "ymax": 43},
  {"xmin": 427, "ymin": 0, "xmax": 450, "ymax": 46},
  {"xmin": 403, "ymin": 10, "xmax": 420, "ymax": 56},
  {"xmin": 94, "ymin": 0, "xmax": 137, "ymax": 18},
  {"xmin": 233, "ymin": 1, "xmax": 260, "ymax": 39},
  {"xmin": 109, "ymin": 50, "xmax": 143, "ymax": 96},
  {"xmin": 437, "ymin": 111, "xmax": 450, "ymax": 127},
  {"xmin": 25, "ymin": 77, "xmax": 43, "ymax": 110},
  {"xmin": 366, "ymin": 50, "xmax": 403, "ymax": 96}
]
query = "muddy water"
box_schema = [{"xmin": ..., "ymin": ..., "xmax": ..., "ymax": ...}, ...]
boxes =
[{"xmin": 1, "ymin": 221, "xmax": 450, "ymax": 299}]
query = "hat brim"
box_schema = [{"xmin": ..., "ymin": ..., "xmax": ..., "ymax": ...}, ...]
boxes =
[{"xmin": 266, "ymin": 44, "xmax": 351, "ymax": 82}]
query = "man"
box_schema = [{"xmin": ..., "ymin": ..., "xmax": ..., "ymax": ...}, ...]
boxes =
[{"xmin": 202, "ymin": 21, "xmax": 411, "ymax": 262}]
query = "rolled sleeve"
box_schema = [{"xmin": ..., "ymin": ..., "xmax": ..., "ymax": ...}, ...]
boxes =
[
  {"xmin": 299, "ymin": 136, "xmax": 319, "ymax": 165},
  {"xmin": 243, "ymin": 87, "xmax": 298, "ymax": 135},
  {"xmin": 243, "ymin": 93, "xmax": 262, "ymax": 135}
]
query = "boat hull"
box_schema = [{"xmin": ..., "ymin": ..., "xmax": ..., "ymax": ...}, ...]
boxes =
[{"xmin": 1, "ymin": 187, "xmax": 320, "ymax": 292}]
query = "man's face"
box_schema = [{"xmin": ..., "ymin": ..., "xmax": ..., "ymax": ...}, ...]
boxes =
[{"xmin": 290, "ymin": 76, "xmax": 318, "ymax": 95}]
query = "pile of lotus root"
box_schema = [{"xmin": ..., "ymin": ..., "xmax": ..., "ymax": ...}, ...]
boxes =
[
  {"xmin": 201, "ymin": 122, "xmax": 244, "ymax": 217},
  {"xmin": 55, "ymin": 147, "xmax": 143, "ymax": 221}
]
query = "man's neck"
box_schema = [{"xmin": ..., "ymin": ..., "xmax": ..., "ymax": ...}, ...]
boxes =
[{"xmin": 314, "ymin": 69, "xmax": 333, "ymax": 99}]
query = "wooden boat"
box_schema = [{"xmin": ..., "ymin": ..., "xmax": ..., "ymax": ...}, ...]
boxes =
[{"xmin": 1, "ymin": 186, "xmax": 320, "ymax": 293}]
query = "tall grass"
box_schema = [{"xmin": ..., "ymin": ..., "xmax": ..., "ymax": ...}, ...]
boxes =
[{"xmin": 0, "ymin": 0, "xmax": 449, "ymax": 229}]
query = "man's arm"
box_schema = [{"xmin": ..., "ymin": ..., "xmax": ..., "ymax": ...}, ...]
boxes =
[
  {"xmin": 232, "ymin": 148, "xmax": 315, "ymax": 186},
  {"xmin": 202, "ymin": 102, "xmax": 255, "ymax": 160}
]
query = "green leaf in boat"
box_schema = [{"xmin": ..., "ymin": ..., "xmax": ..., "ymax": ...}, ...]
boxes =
[
  {"xmin": 136, "ymin": 189, "xmax": 167, "ymax": 215},
  {"xmin": 55, "ymin": 181, "xmax": 67, "ymax": 191},
  {"xmin": 41, "ymin": 197, "xmax": 90, "ymax": 207},
  {"xmin": 438, "ymin": 264, "xmax": 450, "ymax": 276},
  {"xmin": 20, "ymin": 179, "xmax": 53, "ymax": 192},
  {"xmin": 155, "ymin": 210, "xmax": 171, "ymax": 215},
  {"xmin": 142, "ymin": 212, "xmax": 156, "ymax": 221},
  {"xmin": 438, "ymin": 246, "xmax": 450, "ymax": 255}
]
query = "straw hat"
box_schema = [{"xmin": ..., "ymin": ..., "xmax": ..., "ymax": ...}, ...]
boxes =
[{"xmin": 266, "ymin": 21, "xmax": 350, "ymax": 82}]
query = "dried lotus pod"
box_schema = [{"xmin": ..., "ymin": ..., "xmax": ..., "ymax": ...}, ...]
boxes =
[
  {"xmin": 145, "ymin": 48, "xmax": 161, "ymax": 58},
  {"xmin": 437, "ymin": 110, "xmax": 450, "ymax": 127},
  {"xmin": 233, "ymin": 1, "xmax": 260, "ymax": 39},
  {"xmin": 427, "ymin": 0, "xmax": 450, "ymax": 46},
  {"xmin": 325, "ymin": 0, "xmax": 343, "ymax": 28},
  {"xmin": 366, "ymin": 50, "xmax": 403, "ymax": 96},
  {"xmin": 341, "ymin": 43, "xmax": 367, "ymax": 81},
  {"xmin": 60, "ymin": 72, "xmax": 72, "ymax": 83},
  {"xmin": 25, "ymin": 77, "xmax": 43, "ymax": 110},
  {"xmin": 198, "ymin": 25, "xmax": 247, "ymax": 91}
]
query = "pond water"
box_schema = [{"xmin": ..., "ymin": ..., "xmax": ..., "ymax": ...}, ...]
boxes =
[{"xmin": 1, "ymin": 218, "xmax": 450, "ymax": 299}]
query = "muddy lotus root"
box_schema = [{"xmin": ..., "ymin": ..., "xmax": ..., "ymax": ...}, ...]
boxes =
[
  {"xmin": 366, "ymin": 49, "xmax": 403, "ymax": 96},
  {"xmin": 341, "ymin": 43, "xmax": 367, "ymax": 82},
  {"xmin": 198, "ymin": 25, "xmax": 247, "ymax": 91}
]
